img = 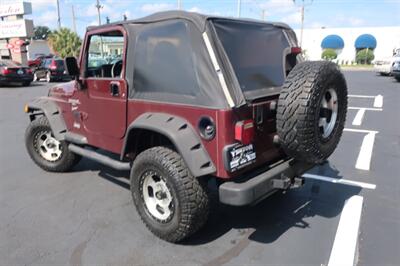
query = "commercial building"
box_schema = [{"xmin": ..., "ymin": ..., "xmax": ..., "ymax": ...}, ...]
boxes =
[{"xmin": 295, "ymin": 26, "xmax": 400, "ymax": 63}]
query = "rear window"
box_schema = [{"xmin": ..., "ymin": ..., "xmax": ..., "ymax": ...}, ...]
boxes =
[
  {"xmin": 212, "ymin": 20, "xmax": 290, "ymax": 99},
  {"xmin": 55, "ymin": 60, "xmax": 64, "ymax": 68}
]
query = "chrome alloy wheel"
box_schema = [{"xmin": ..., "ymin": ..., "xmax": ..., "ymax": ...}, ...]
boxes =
[
  {"xmin": 319, "ymin": 88, "xmax": 338, "ymax": 138},
  {"xmin": 34, "ymin": 131, "xmax": 62, "ymax": 162},
  {"xmin": 140, "ymin": 171, "xmax": 174, "ymax": 222}
]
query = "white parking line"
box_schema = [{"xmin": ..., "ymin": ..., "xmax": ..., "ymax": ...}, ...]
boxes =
[
  {"xmin": 373, "ymin": 94, "xmax": 383, "ymax": 108},
  {"xmin": 344, "ymin": 128, "xmax": 377, "ymax": 171},
  {"xmin": 348, "ymin": 106, "xmax": 382, "ymax": 111},
  {"xmin": 355, "ymin": 132, "xmax": 377, "ymax": 171},
  {"xmin": 302, "ymin": 173, "xmax": 376, "ymax": 189},
  {"xmin": 348, "ymin": 94, "xmax": 375, "ymax": 98},
  {"xmin": 328, "ymin": 195, "xmax": 364, "ymax": 266},
  {"xmin": 344, "ymin": 128, "xmax": 379, "ymax": 134},
  {"xmin": 352, "ymin": 108, "xmax": 366, "ymax": 126}
]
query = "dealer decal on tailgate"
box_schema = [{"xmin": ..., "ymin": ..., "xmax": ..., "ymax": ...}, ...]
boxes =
[{"xmin": 226, "ymin": 143, "xmax": 256, "ymax": 172}]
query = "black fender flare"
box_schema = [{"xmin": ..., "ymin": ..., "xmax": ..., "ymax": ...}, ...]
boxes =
[
  {"xmin": 27, "ymin": 97, "xmax": 67, "ymax": 140},
  {"xmin": 121, "ymin": 113, "xmax": 216, "ymax": 177}
]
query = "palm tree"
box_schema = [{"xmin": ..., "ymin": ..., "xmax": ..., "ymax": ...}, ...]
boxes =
[{"xmin": 48, "ymin": 28, "xmax": 82, "ymax": 58}]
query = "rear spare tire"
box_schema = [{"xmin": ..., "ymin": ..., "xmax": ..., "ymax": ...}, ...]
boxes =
[{"xmin": 276, "ymin": 61, "xmax": 348, "ymax": 164}]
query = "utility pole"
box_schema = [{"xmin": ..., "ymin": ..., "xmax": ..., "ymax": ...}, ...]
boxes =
[
  {"xmin": 177, "ymin": 0, "xmax": 182, "ymax": 10},
  {"xmin": 71, "ymin": 5, "xmax": 77, "ymax": 33},
  {"xmin": 95, "ymin": 0, "xmax": 104, "ymax": 57},
  {"xmin": 300, "ymin": 3, "xmax": 304, "ymax": 47},
  {"xmin": 95, "ymin": 0, "xmax": 103, "ymax": 25},
  {"xmin": 237, "ymin": 0, "xmax": 241, "ymax": 18},
  {"xmin": 293, "ymin": 0, "xmax": 313, "ymax": 48},
  {"xmin": 261, "ymin": 9, "xmax": 266, "ymax": 21},
  {"xmin": 56, "ymin": 0, "xmax": 61, "ymax": 29}
]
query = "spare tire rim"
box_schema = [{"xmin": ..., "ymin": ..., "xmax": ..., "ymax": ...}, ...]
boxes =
[
  {"xmin": 34, "ymin": 130, "xmax": 62, "ymax": 162},
  {"xmin": 319, "ymin": 88, "xmax": 338, "ymax": 138},
  {"xmin": 141, "ymin": 170, "xmax": 174, "ymax": 222}
]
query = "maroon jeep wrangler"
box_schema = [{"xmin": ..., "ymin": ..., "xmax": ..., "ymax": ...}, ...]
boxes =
[{"xmin": 24, "ymin": 11, "xmax": 347, "ymax": 242}]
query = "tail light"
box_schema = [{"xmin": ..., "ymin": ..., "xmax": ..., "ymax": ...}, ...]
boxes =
[
  {"xmin": 26, "ymin": 68, "xmax": 32, "ymax": 74},
  {"xmin": 291, "ymin": 47, "xmax": 302, "ymax": 55},
  {"xmin": 2, "ymin": 68, "xmax": 12, "ymax": 75},
  {"xmin": 235, "ymin": 120, "xmax": 255, "ymax": 145},
  {"xmin": 50, "ymin": 61, "xmax": 57, "ymax": 70}
]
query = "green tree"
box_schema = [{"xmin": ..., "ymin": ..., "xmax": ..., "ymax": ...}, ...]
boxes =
[
  {"xmin": 33, "ymin": 26, "xmax": 51, "ymax": 40},
  {"xmin": 356, "ymin": 49, "xmax": 374, "ymax": 64},
  {"xmin": 48, "ymin": 28, "xmax": 82, "ymax": 58},
  {"xmin": 321, "ymin": 49, "xmax": 337, "ymax": 60}
]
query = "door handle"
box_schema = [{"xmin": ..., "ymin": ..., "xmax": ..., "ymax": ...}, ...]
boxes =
[{"xmin": 110, "ymin": 82, "xmax": 120, "ymax": 96}]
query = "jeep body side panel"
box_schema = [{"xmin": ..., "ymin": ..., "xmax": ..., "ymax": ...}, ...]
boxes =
[
  {"xmin": 122, "ymin": 112, "xmax": 216, "ymax": 177},
  {"xmin": 27, "ymin": 97, "xmax": 67, "ymax": 140}
]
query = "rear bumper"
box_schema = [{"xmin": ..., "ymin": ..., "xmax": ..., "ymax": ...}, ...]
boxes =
[
  {"xmin": 0, "ymin": 75, "xmax": 33, "ymax": 83},
  {"xmin": 50, "ymin": 73, "xmax": 71, "ymax": 80},
  {"xmin": 391, "ymin": 70, "xmax": 400, "ymax": 77},
  {"xmin": 219, "ymin": 160, "xmax": 314, "ymax": 206}
]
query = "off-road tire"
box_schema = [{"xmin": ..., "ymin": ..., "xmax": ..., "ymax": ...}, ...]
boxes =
[
  {"xmin": 130, "ymin": 146, "xmax": 209, "ymax": 243},
  {"xmin": 277, "ymin": 61, "xmax": 348, "ymax": 164},
  {"xmin": 25, "ymin": 116, "xmax": 81, "ymax": 172},
  {"xmin": 395, "ymin": 76, "xmax": 400, "ymax": 82}
]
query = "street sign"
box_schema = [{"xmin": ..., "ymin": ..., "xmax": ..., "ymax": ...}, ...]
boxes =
[
  {"xmin": 0, "ymin": 19, "xmax": 34, "ymax": 38},
  {"xmin": 0, "ymin": 2, "xmax": 32, "ymax": 17}
]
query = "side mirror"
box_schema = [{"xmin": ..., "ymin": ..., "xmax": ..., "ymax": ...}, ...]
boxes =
[{"xmin": 65, "ymin": 57, "xmax": 80, "ymax": 77}]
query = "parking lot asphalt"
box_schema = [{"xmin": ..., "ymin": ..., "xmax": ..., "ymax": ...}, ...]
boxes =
[{"xmin": 0, "ymin": 71, "xmax": 399, "ymax": 266}]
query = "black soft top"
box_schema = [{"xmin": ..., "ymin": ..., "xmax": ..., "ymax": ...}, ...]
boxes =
[{"xmin": 87, "ymin": 10, "xmax": 291, "ymax": 32}]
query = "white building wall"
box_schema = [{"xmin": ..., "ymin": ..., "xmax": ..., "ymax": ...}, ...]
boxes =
[
  {"xmin": 26, "ymin": 40, "xmax": 51, "ymax": 60},
  {"xmin": 295, "ymin": 26, "xmax": 400, "ymax": 62}
]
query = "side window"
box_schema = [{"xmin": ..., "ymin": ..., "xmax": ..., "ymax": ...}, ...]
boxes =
[
  {"xmin": 86, "ymin": 31, "xmax": 124, "ymax": 78},
  {"xmin": 133, "ymin": 21, "xmax": 199, "ymax": 96},
  {"xmin": 44, "ymin": 59, "xmax": 50, "ymax": 68}
]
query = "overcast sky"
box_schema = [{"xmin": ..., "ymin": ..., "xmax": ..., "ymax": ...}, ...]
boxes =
[{"xmin": 10, "ymin": 0, "xmax": 400, "ymax": 36}]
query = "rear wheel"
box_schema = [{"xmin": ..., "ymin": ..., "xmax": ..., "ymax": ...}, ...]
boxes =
[
  {"xmin": 395, "ymin": 76, "xmax": 400, "ymax": 82},
  {"xmin": 277, "ymin": 61, "xmax": 348, "ymax": 164},
  {"xmin": 22, "ymin": 81, "xmax": 31, "ymax": 86},
  {"xmin": 25, "ymin": 116, "xmax": 81, "ymax": 172},
  {"xmin": 130, "ymin": 146, "xmax": 209, "ymax": 243}
]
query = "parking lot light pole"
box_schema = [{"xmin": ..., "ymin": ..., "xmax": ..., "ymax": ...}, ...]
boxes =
[{"xmin": 237, "ymin": 0, "xmax": 241, "ymax": 17}]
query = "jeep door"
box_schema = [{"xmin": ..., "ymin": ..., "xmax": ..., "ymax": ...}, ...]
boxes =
[{"xmin": 80, "ymin": 28, "xmax": 127, "ymax": 139}]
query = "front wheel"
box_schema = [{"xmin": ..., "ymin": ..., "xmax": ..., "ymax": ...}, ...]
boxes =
[
  {"xmin": 25, "ymin": 116, "xmax": 81, "ymax": 172},
  {"xmin": 130, "ymin": 146, "xmax": 209, "ymax": 243}
]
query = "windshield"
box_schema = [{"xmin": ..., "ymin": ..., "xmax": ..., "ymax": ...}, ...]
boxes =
[{"xmin": 212, "ymin": 20, "xmax": 290, "ymax": 100}]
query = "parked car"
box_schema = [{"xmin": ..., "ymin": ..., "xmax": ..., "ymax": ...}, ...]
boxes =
[
  {"xmin": 24, "ymin": 11, "xmax": 348, "ymax": 243},
  {"xmin": 28, "ymin": 54, "xmax": 53, "ymax": 69},
  {"xmin": 33, "ymin": 58, "xmax": 71, "ymax": 82},
  {"xmin": 391, "ymin": 57, "xmax": 400, "ymax": 81},
  {"xmin": 0, "ymin": 60, "xmax": 33, "ymax": 86},
  {"xmin": 374, "ymin": 57, "xmax": 396, "ymax": 76}
]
